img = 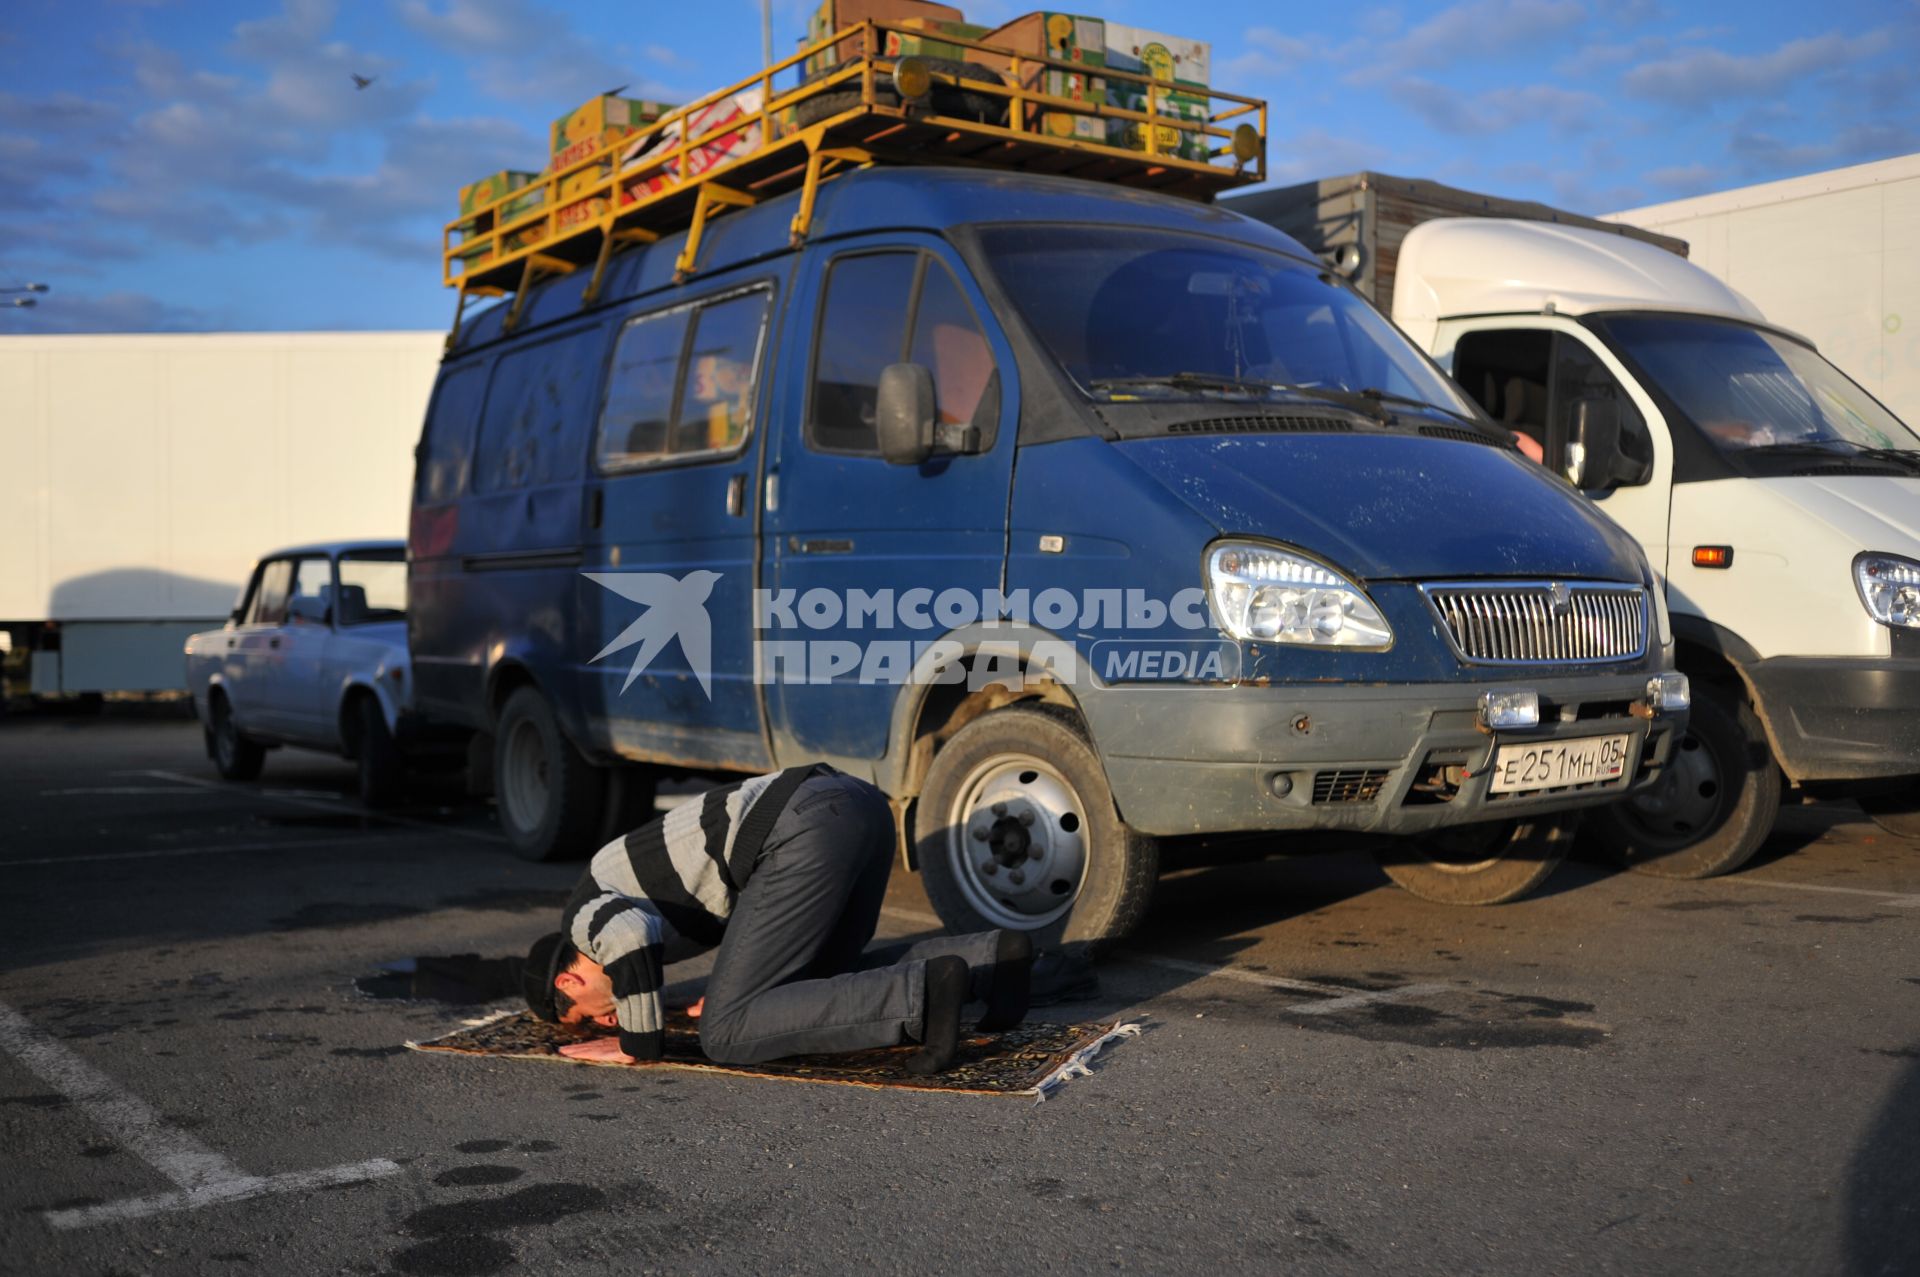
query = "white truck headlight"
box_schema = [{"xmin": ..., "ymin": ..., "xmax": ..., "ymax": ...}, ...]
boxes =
[
  {"xmin": 1854, "ymin": 553, "xmax": 1920, "ymax": 629},
  {"xmin": 1206, "ymin": 542, "xmax": 1392, "ymax": 648}
]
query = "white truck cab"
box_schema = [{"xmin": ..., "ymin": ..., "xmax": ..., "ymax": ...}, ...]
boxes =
[{"xmin": 1393, "ymin": 218, "xmax": 1920, "ymax": 874}]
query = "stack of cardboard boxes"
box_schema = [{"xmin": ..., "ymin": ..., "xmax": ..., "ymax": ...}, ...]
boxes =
[{"xmin": 452, "ymin": 7, "xmax": 1215, "ymax": 275}]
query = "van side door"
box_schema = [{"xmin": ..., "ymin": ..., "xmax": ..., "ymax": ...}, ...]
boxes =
[
  {"xmin": 1437, "ymin": 318, "xmax": 1673, "ymax": 578},
  {"xmin": 579, "ymin": 276, "xmax": 778, "ymax": 771},
  {"xmin": 761, "ymin": 234, "xmax": 1019, "ymax": 766}
]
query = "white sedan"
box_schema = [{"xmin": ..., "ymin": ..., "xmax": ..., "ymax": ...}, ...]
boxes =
[{"xmin": 185, "ymin": 541, "xmax": 426, "ymax": 806}]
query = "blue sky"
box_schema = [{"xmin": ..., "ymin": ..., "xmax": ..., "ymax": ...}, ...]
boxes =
[{"xmin": 1, "ymin": 0, "xmax": 1913, "ymax": 333}]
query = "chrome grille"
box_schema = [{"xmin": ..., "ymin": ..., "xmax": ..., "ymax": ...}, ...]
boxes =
[{"xmin": 1421, "ymin": 582, "xmax": 1647, "ymax": 665}]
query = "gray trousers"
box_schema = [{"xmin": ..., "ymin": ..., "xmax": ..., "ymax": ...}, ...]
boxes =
[{"xmin": 698, "ymin": 772, "xmax": 1003, "ymax": 1065}]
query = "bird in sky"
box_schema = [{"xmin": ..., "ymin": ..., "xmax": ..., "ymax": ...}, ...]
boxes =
[
  {"xmin": 602, "ymin": 84, "xmax": 629, "ymax": 97},
  {"xmin": 351, "ymin": 73, "xmax": 377, "ymax": 90}
]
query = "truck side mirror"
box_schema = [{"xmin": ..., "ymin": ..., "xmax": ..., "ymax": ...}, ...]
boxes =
[
  {"xmin": 876, "ymin": 363, "xmax": 936, "ymax": 466},
  {"xmin": 1567, "ymin": 398, "xmax": 1651, "ymax": 489}
]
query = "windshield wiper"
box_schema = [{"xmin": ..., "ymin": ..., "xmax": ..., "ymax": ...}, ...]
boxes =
[
  {"xmin": 1740, "ymin": 440, "xmax": 1920, "ymax": 475},
  {"xmin": 1088, "ymin": 373, "xmax": 1275, "ymax": 397},
  {"xmin": 1353, "ymin": 386, "xmax": 1481, "ymax": 426},
  {"xmin": 1851, "ymin": 446, "xmax": 1920, "ymax": 474}
]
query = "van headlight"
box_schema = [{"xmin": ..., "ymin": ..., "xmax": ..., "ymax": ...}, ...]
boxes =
[
  {"xmin": 1855, "ymin": 553, "xmax": 1920, "ymax": 628},
  {"xmin": 1206, "ymin": 542, "xmax": 1392, "ymax": 648}
]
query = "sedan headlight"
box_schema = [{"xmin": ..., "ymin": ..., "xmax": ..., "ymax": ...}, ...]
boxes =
[
  {"xmin": 1854, "ymin": 553, "xmax": 1920, "ymax": 629},
  {"xmin": 1206, "ymin": 542, "xmax": 1392, "ymax": 647}
]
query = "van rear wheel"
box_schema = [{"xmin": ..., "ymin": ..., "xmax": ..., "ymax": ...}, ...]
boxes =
[
  {"xmin": 1586, "ymin": 687, "xmax": 1779, "ymax": 878},
  {"xmin": 916, "ymin": 706, "xmax": 1156, "ymax": 946},
  {"xmin": 1378, "ymin": 815, "xmax": 1575, "ymax": 905},
  {"xmin": 494, "ymin": 686, "xmax": 607, "ymax": 862}
]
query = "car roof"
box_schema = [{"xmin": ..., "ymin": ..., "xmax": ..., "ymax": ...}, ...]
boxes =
[
  {"xmin": 258, "ymin": 540, "xmax": 406, "ymax": 560},
  {"xmin": 449, "ymin": 166, "xmax": 1318, "ymax": 354}
]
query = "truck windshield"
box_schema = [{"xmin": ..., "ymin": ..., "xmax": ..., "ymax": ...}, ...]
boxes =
[
  {"xmin": 1598, "ymin": 314, "xmax": 1920, "ymax": 473},
  {"xmin": 976, "ymin": 226, "xmax": 1474, "ymax": 418}
]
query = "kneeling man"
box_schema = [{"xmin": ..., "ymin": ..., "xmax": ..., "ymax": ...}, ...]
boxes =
[{"xmin": 523, "ymin": 764, "xmax": 1030, "ymax": 1074}]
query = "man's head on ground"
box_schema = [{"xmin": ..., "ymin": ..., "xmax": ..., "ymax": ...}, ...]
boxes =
[{"xmin": 522, "ymin": 932, "xmax": 617, "ymax": 1029}]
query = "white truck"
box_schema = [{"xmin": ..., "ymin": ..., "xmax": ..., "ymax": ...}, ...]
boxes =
[
  {"xmin": 1387, "ymin": 217, "xmax": 1920, "ymax": 865},
  {"xmin": 1607, "ymin": 152, "xmax": 1920, "ymax": 427},
  {"xmin": 0, "ymin": 332, "xmax": 442, "ymax": 697}
]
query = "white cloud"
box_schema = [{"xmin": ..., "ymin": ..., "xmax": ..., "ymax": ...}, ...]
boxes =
[
  {"xmin": 1223, "ymin": 27, "xmax": 1319, "ymax": 81},
  {"xmin": 399, "ymin": 0, "xmax": 678, "ymax": 104},
  {"xmin": 1622, "ymin": 32, "xmax": 1883, "ymax": 107},
  {"xmin": 1350, "ymin": 0, "xmax": 1587, "ymax": 81},
  {"xmin": 1390, "ymin": 79, "xmax": 1604, "ymax": 136}
]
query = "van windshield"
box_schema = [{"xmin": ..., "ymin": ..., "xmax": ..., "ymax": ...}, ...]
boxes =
[
  {"xmin": 1597, "ymin": 314, "xmax": 1920, "ymax": 474},
  {"xmin": 976, "ymin": 225, "xmax": 1474, "ymax": 418}
]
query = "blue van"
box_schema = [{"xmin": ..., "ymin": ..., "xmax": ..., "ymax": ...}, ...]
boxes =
[{"xmin": 409, "ymin": 166, "xmax": 1688, "ymax": 941}]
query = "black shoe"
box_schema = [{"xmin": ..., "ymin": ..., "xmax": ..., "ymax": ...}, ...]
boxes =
[
  {"xmin": 1030, "ymin": 946, "xmax": 1100, "ymax": 1006},
  {"xmin": 906, "ymin": 956, "xmax": 968, "ymax": 1075},
  {"xmin": 976, "ymin": 930, "xmax": 1034, "ymax": 1032}
]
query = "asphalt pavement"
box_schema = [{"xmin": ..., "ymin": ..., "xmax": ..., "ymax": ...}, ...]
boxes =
[{"xmin": 1, "ymin": 710, "xmax": 1916, "ymax": 1275}]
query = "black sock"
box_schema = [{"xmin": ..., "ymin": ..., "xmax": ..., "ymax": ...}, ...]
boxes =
[
  {"xmin": 976, "ymin": 930, "xmax": 1034, "ymax": 1032},
  {"xmin": 906, "ymin": 956, "xmax": 968, "ymax": 1075}
]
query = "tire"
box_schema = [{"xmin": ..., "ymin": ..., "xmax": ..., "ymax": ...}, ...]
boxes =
[
  {"xmin": 206, "ymin": 691, "xmax": 265, "ymax": 782},
  {"xmin": 1378, "ymin": 814, "xmax": 1576, "ymax": 906},
  {"xmin": 1586, "ymin": 685, "xmax": 1780, "ymax": 878},
  {"xmin": 353, "ymin": 697, "xmax": 404, "ymax": 810},
  {"xmin": 493, "ymin": 686, "xmax": 607, "ymax": 862},
  {"xmin": 1857, "ymin": 791, "xmax": 1920, "ymax": 840},
  {"xmin": 916, "ymin": 705, "xmax": 1157, "ymax": 947},
  {"xmin": 796, "ymin": 59, "xmax": 1009, "ymax": 128},
  {"xmin": 596, "ymin": 765, "xmax": 661, "ymax": 846}
]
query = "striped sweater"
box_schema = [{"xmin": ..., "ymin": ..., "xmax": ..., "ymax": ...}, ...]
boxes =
[{"xmin": 561, "ymin": 765, "xmax": 825, "ymax": 1060}]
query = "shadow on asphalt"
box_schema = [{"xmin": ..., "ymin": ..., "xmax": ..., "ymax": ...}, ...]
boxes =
[{"xmin": 1847, "ymin": 1043, "xmax": 1920, "ymax": 1275}]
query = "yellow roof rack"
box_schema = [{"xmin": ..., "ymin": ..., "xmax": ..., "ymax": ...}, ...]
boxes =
[{"xmin": 442, "ymin": 18, "xmax": 1267, "ymax": 341}]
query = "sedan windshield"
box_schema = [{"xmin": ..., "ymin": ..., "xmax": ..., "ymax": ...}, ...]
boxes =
[
  {"xmin": 1598, "ymin": 314, "xmax": 1920, "ymax": 471},
  {"xmin": 976, "ymin": 226, "xmax": 1475, "ymax": 418}
]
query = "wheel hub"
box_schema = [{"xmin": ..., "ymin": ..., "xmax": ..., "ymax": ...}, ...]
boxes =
[
  {"xmin": 949, "ymin": 756, "xmax": 1088, "ymax": 928},
  {"xmin": 1625, "ymin": 728, "xmax": 1722, "ymax": 845}
]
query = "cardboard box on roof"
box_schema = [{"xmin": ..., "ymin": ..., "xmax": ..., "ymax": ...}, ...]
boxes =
[
  {"xmin": 977, "ymin": 12, "xmax": 1106, "ymax": 142},
  {"xmin": 549, "ymin": 96, "xmax": 675, "ymax": 159},
  {"xmin": 883, "ymin": 17, "xmax": 990, "ymax": 61},
  {"xmin": 458, "ymin": 170, "xmax": 538, "ymax": 219},
  {"xmin": 1102, "ymin": 24, "xmax": 1211, "ymax": 159},
  {"xmin": 803, "ymin": 0, "xmax": 966, "ymax": 77},
  {"xmin": 619, "ymin": 86, "xmax": 783, "ymax": 203}
]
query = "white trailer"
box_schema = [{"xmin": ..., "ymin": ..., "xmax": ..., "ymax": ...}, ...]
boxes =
[
  {"xmin": 1607, "ymin": 152, "xmax": 1920, "ymax": 424},
  {"xmin": 0, "ymin": 331, "xmax": 443, "ymax": 694}
]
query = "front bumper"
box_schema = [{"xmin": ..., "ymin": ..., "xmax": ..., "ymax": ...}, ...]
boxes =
[
  {"xmin": 1745, "ymin": 655, "xmax": 1920, "ymax": 783},
  {"xmin": 1085, "ymin": 672, "xmax": 1681, "ymax": 838}
]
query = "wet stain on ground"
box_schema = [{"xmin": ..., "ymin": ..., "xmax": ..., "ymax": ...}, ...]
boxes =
[
  {"xmin": 574, "ymin": 1113, "xmax": 620, "ymax": 1122},
  {"xmin": 0, "ymin": 1094, "xmax": 68, "ymax": 1109},
  {"xmin": 80, "ymin": 1144, "xmax": 115, "ymax": 1157},
  {"xmin": 272, "ymin": 901, "xmax": 424, "ymax": 930},
  {"xmin": 1293, "ymin": 990, "xmax": 1608, "ymax": 1051},
  {"xmin": 454, "ymin": 1139, "xmax": 511, "ymax": 1154},
  {"xmin": 332, "ymin": 1045, "xmax": 409, "ymax": 1058},
  {"xmin": 565, "ymin": 1092, "xmax": 603, "ymax": 1102},
  {"xmin": 433, "ymin": 1165, "xmax": 526, "ymax": 1188},
  {"xmin": 1863, "ymin": 1046, "xmax": 1920, "ymax": 1059},
  {"xmin": 1662, "ymin": 899, "xmax": 1752, "ymax": 912},
  {"xmin": 393, "ymin": 1181, "xmax": 610, "ymax": 1277}
]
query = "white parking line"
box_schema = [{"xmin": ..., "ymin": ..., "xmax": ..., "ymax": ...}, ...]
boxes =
[
  {"xmin": 1713, "ymin": 875, "xmax": 1920, "ymax": 909},
  {"xmin": 137, "ymin": 769, "xmax": 508, "ymax": 845},
  {"xmin": 0, "ymin": 1000, "xmax": 399, "ymax": 1231},
  {"xmin": 1277, "ymin": 982, "xmax": 1453, "ymax": 1015}
]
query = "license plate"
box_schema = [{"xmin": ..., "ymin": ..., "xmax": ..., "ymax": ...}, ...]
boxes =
[{"xmin": 1488, "ymin": 733, "xmax": 1631, "ymax": 794}]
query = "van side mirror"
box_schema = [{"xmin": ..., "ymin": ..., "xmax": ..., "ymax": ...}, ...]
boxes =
[
  {"xmin": 876, "ymin": 363, "xmax": 936, "ymax": 465},
  {"xmin": 1567, "ymin": 398, "xmax": 1651, "ymax": 489}
]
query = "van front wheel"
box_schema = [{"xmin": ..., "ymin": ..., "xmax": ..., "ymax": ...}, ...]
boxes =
[
  {"xmin": 916, "ymin": 707, "xmax": 1157, "ymax": 947},
  {"xmin": 494, "ymin": 686, "xmax": 607, "ymax": 862},
  {"xmin": 1377, "ymin": 815, "xmax": 1575, "ymax": 905}
]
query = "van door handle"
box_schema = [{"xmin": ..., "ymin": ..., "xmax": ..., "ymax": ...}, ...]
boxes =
[
  {"xmin": 790, "ymin": 536, "xmax": 854, "ymax": 555},
  {"xmin": 726, "ymin": 473, "xmax": 746, "ymax": 517},
  {"xmin": 269, "ymin": 638, "xmax": 281, "ymax": 650}
]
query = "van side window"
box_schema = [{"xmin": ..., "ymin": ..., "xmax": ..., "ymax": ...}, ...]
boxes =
[
  {"xmin": 597, "ymin": 287, "xmax": 771, "ymax": 470},
  {"xmin": 1552, "ymin": 337, "xmax": 1652, "ymax": 487},
  {"xmin": 908, "ymin": 260, "xmax": 995, "ymax": 432},
  {"xmin": 810, "ymin": 253, "xmax": 918, "ymax": 454},
  {"xmin": 417, "ymin": 364, "xmax": 487, "ymax": 502},
  {"xmin": 1453, "ymin": 329, "xmax": 1552, "ymax": 459},
  {"xmin": 810, "ymin": 252, "xmax": 997, "ymax": 454},
  {"xmin": 473, "ymin": 329, "xmax": 602, "ymax": 493},
  {"xmin": 249, "ymin": 560, "xmax": 294, "ymax": 626}
]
